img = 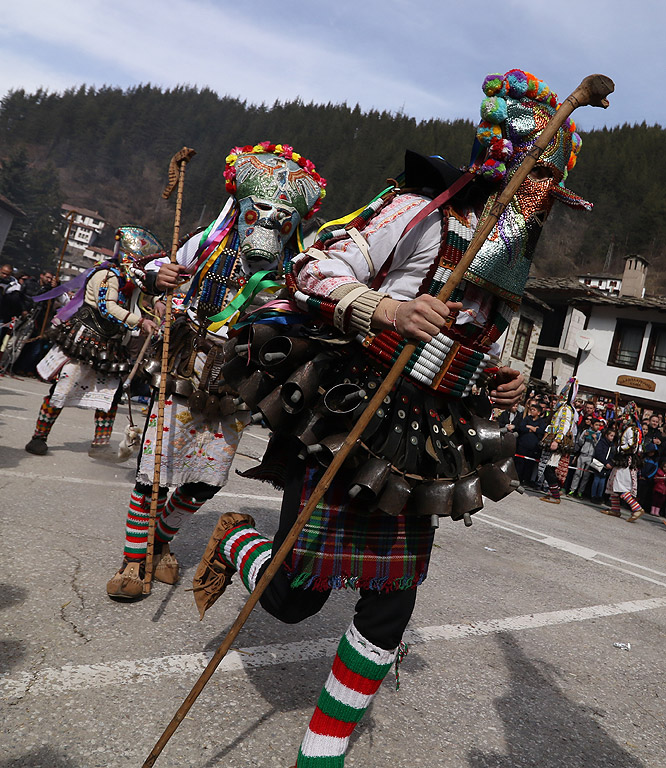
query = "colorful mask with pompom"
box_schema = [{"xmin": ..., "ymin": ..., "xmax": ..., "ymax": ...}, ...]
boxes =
[{"xmin": 463, "ymin": 69, "xmax": 592, "ymax": 307}]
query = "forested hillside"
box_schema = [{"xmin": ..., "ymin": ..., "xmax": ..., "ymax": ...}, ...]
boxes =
[{"xmin": 1, "ymin": 85, "xmax": 664, "ymax": 286}]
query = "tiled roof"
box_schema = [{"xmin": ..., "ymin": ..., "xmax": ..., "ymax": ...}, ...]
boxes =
[{"xmin": 526, "ymin": 276, "xmax": 666, "ymax": 311}]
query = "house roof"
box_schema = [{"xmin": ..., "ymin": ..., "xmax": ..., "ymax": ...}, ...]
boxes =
[
  {"xmin": 0, "ymin": 193, "xmax": 25, "ymax": 217},
  {"xmin": 527, "ymin": 275, "xmax": 666, "ymax": 312},
  {"xmin": 571, "ymin": 292, "xmax": 666, "ymax": 312},
  {"xmin": 526, "ymin": 276, "xmax": 608, "ymax": 297},
  {"xmin": 62, "ymin": 203, "xmax": 106, "ymax": 222}
]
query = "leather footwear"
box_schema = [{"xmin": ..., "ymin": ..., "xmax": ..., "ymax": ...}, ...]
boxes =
[
  {"xmin": 106, "ymin": 560, "xmax": 144, "ymax": 600},
  {"xmin": 25, "ymin": 437, "xmax": 48, "ymax": 455},
  {"xmin": 627, "ymin": 509, "xmax": 645, "ymax": 523},
  {"xmin": 539, "ymin": 496, "xmax": 560, "ymax": 504},
  {"xmin": 192, "ymin": 512, "xmax": 256, "ymax": 620},
  {"xmin": 154, "ymin": 543, "xmax": 179, "ymax": 584}
]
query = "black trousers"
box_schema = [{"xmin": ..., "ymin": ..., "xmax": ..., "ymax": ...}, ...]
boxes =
[{"xmin": 257, "ymin": 456, "xmax": 418, "ymax": 651}]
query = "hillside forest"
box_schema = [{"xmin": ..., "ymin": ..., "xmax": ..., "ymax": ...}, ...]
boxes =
[{"xmin": 0, "ymin": 85, "xmax": 664, "ymax": 287}]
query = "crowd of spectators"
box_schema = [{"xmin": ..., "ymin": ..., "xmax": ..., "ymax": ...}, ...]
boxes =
[
  {"xmin": 498, "ymin": 391, "xmax": 666, "ymax": 518},
  {"xmin": 0, "ymin": 262, "xmax": 60, "ymax": 375}
]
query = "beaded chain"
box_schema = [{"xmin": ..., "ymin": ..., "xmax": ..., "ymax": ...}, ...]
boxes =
[{"xmin": 197, "ymin": 231, "xmax": 242, "ymax": 319}]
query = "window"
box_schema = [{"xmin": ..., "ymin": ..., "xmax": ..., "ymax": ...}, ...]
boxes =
[
  {"xmin": 643, "ymin": 323, "xmax": 666, "ymax": 374},
  {"xmin": 511, "ymin": 316, "xmax": 534, "ymax": 361},
  {"xmin": 608, "ymin": 320, "xmax": 646, "ymax": 370}
]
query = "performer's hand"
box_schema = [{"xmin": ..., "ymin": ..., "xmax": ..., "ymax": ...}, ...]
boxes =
[
  {"xmin": 139, "ymin": 318, "xmax": 158, "ymax": 336},
  {"xmin": 153, "ymin": 300, "xmax": 166, "ymax": 320},
  {"xmin": 377, "ymin": 296, "xmax": 462, "ymax": 342},
  {"xmin": 156, "ymin": 263, "xmax": 188, "ymax": 291},
  {"xmin": 488, "ymin": 367, "xmax": 525, "ymax": 409}
]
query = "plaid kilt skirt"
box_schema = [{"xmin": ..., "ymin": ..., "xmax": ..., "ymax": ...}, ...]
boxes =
[{"xmin": 288, "ymin": 464, "xmax": 435, "ymax": 592}]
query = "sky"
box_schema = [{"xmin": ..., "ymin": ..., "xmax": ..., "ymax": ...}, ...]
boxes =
[{"xmin": 0, "ymin": 0, "xmax": 664, "ymax": 132}]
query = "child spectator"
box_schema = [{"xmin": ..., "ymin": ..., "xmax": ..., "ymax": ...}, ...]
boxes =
[
  {"xmin": 590, "ymin": 428, "xmax": 616, "ymax": 503},
  {"xmin": 650, "ymin": 459, "xmax": 666, "ymax": 517}
]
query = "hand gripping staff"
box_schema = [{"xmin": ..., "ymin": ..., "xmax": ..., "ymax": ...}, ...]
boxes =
[
  {"xmin": 143, "ymin": 74, "xmax": 614, "ymax": 765},
  {"xmin": 143, "ymin": 146, "xmax": 196, "ymax": 596}
]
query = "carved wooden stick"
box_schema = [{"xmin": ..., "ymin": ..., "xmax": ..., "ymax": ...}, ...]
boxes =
[{"xmin": 143, "ymin": 147, "xmax": 196, "ymax": 595}]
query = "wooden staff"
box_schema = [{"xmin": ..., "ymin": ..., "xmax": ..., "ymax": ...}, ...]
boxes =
[
  {"xmin": 37, "ymin": 209, "xmax": 77, "ymax": 340},
  {"xmin": 143, "ymin": 147, "xmax": 196, "ymax": 595},
  {"xmin": 143, "ymin": 74, "xmax": 614, "ymax": 765}
]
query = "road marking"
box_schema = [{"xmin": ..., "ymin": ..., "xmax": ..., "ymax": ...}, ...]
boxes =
[
  {"xmin": 0, "ymin": 384, "xmax": 47, "ymax": 397},
  {"xmin": 2, "ymin": 596, "xmax": 665, "ymax": 700},
  {"xmin": 0, "ymin": 469, "xmax": 283, "ymax": 503},
  {"xmin": 476, "ymin": 511, "xmax": 666, "ymax": 587}
]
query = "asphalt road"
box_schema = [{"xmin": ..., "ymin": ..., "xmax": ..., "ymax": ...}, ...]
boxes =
[{"xmin": 1, "ymin": 375, "xmax": 665, "ymax": 768}]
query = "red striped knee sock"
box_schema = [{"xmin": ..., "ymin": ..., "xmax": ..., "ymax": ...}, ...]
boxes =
[
  {"xmin": 123, "ymin": 487, "xmax": 167, "ymax": 561},
  {"xmin": 155, "ymin": 487, "xmax": 207, "ymax": 545},
  {"xmin": 548, "ymin": 484, "xmax": 561, "ymax": 500},
  {"xmin": 33, "ymin": 396, "xmax": 62, "ymax": 440},
  {"xmin": 217, "ymin": 523, "xmax": 272, "ymax": 592},
  {"xmin": 296, "ymin": 623, "xmax": 396, "ymax": 767}
]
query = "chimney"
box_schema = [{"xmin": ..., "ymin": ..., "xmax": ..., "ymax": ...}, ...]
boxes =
[{"xmin": 619, "ymin": 254, "xmax": 648, "ymax": 298}]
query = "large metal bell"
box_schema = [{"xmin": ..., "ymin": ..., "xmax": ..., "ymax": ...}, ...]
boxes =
[
  {"xmin": 348, "ymin": 457, "xmax": 392, "ymax": 502},
  {"xmin": 450, "ymin": 474, "xmax": 483, "ymax": 520},
  {"xmin": 408, "ymin": 478, "xmax": 455, "ymax": 517},
  {"xmin": 375, "ymin": 472, "xmax": 413, "ymax": 516}
]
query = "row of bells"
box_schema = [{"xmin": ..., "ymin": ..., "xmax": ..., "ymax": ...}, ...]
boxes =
[
  {"xmin": 57, "ymin": 328, "xmax": 131, "ymax": 374},
  {"xmin": 201, "ymin": 324, "xmax": 523, "ymax": 523}
]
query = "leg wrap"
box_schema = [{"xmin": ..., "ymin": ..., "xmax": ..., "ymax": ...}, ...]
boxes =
[
  {"xmin": 93, "ymin": 404, "xmax": 118, "ymax": 445},
  {"xmin": 33, "ymin": 396, "xmax": 62, "ymax": 440},
  {"xmin": 155, "ymin": 486, "xmax": 210, "ymax": 545},
  {"xmin": 610, "ymin": 492, "xmax": 621, "ymax": 515},
  {"xmin": 217, "ymin": 522, "xmax": 272, "ymax": 593},
  {"xmin": 123, "ymin": 484, "xmax": 167, "ymax": 561},
  {"xmin": 620, "ymin": 492, "xmax": 643, "ymax": 515},
  {"xmin": 297, "ymin": 623, "xmax": 396, "ymax": 767}
]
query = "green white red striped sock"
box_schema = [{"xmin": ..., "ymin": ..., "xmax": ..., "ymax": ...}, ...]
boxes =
[
  {"xmin": 123, "ymin": 488, "xmax": 167, "ymax": 561},
  {"xmin": 297, "ymin": 623, "xmax": 396, "ymax": 766},
  {"xmin": 217, "ymin": 523, "xmax": 272, "ymax": 592},
  {"xmin": 155, "ymin": 487, "xmax": 206, "ymax": 545}
]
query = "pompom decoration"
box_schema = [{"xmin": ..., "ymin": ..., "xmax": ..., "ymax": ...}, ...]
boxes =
[
  {"xmin": 476, "ymin": 121, "xmax": 503, "ymax": 144},
  {"xmin": 479, "ymin": 159, "xmax": 507, "ymax": 180},
  {"xmin": 505, "ymin": 69, "xmax": 529, "ymax": 98},
  {"xmin": 480, "ymin": 96, "xmax": 508, "ymax": 124},
  {"xmin": 482, "ymin": 74, "xmax": 507, "ymax": 97},
  {"xmin": 223, "ymin": 141, "xmax": 327, "ymax": 218},
  {"xmin": 474, "ymin": 69, "xmax": 581, "ymax": 183}
]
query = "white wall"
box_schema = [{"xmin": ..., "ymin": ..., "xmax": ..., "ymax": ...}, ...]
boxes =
[{"xmin": 576, "ymin": 305, "xmax": 666, "ymax": 403}]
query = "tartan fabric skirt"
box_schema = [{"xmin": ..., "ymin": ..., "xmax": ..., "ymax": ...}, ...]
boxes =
[{"xmin": 287, "ymin": 463, "xmax": 435, "ymax": 592}]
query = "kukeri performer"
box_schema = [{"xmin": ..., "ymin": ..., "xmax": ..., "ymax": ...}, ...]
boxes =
[
  {"xmin": 24, "ymin": 228, "xmax": 163, "ymax": 458},
  {"xmin": 538, "ymin": 377, "xmax": 579, "ymax": 505},
  {"xmin": 106, "ymin": 142, "xmax": 327, "ymax": 599},
  {"xmin": 191, "ymin": 70, "xmax": 593, "ymax": 767},
  {"xmin": 602, "ymin": 401, "xmax": 645, "ymax": 521}
]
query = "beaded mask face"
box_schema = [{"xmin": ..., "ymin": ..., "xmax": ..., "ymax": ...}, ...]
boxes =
[{"xmin": 234, "ymin": 153, "xmax": 323, "ymax": 271}]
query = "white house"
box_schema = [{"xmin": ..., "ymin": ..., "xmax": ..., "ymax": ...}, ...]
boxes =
[{"xmin": 571, "ymin": 256, "xmax": 666, "ymax": 407}]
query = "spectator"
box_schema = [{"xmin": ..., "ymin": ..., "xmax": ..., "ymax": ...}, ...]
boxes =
[
  {"xmin": 498, "ymin": 401, "xmax": 521, "ymax": 431},
  {"xmin": 568, "ymin": 417, "xmax": 602, "ymax": 498},
  {"xmin": 638, "ymin": 443, "xmax": 659, "ymax": 513},
  {"xmin": 0, "ymin": 263, "xmax": 23, "ymax": 339},
  {"xmin": 650, "ymin": 460, "xmax": 666, "ymax": 518},
  {"xmin": 590, "ymin": 427, "xmax": 616, "ymax": 503},
  {"xmin": 643, "ymin": 414, "xmax": 664, "ymax": 458},
  {"xmin": 514, "ymin": 403, "xmax": 546, "ymax": 487}
]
